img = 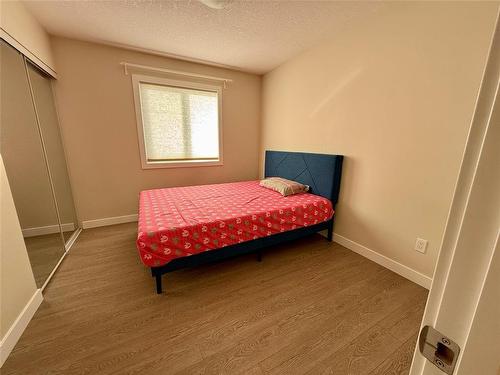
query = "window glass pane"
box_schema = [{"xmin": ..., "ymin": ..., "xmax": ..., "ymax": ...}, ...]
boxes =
[{"xmin": 139, "ymin": 82, "xmax": 219, "ymax": 161}]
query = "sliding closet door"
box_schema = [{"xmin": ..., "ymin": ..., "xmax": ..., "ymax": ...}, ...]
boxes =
[
  {"xmin": 26, "ymin": 63, "xmax": 78, "ymax": 243},
  {"xmin": 0, "ymin": 40, "xmax": 65, "ymax": 287}
]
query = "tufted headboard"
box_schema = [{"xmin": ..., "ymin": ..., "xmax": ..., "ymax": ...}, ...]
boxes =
[{"xmin": 264, "ymin": 150, "xmax": 344, "ymax": 205}]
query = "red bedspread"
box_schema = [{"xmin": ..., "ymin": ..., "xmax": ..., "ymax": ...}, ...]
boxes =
[{"xmin": 136, "ymin": 181, "xmax": 334, "ymax": 267}]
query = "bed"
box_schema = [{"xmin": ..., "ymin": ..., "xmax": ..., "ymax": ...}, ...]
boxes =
[{"xmin": 136, "ymin": 150, "xmax": 344, "ymax": 294}]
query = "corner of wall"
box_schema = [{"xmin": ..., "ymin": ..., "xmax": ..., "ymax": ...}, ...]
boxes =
[
  {"xmin": 0, "ymin": 156, "xmax": 42, "ymax": 367},
  {"xmin": 0, "ymin": 0, "xmax": 57, "ymax": 76}
]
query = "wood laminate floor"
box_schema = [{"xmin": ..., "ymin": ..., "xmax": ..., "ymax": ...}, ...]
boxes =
[{"xmin": 3, "ymin": 223, "xmax": 427, "ymax": 374}]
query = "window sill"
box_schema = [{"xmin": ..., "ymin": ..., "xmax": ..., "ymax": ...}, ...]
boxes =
[{"xmin": 141, "ymin": 160, "xmax": 223, "ymax": 169}]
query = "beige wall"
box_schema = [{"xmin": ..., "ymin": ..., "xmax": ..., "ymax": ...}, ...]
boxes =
[
  {"xmin": 0, "ymin": 0, "xmax": 56, "ymax": 74},
  {"xmin": 260, "ymin": 2, "xmax": 498, "ymax": 277},
  {"xmin": 51, "ymin": 37, "xmax": 261, "ymax": 222},
  {"xmin": 0, "ymin": 155, "xmax": 38, "ymax": 339}
]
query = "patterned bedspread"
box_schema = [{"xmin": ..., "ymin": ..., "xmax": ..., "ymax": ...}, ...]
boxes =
[{"xmin": 136, "ymin": 181, "xmax": 333, "ymax": 267}]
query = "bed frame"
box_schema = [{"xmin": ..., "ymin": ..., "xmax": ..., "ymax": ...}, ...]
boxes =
[{"xmin": 150, "ymin": 150, "xmax": 344, "ymax": 294}]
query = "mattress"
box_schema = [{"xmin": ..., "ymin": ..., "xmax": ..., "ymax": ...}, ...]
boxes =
[{"xmin": 136, "ymin": 181, "xmax": 334, "ymax": 267}]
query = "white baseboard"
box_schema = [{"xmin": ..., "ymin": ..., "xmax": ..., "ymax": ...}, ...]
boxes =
[
  {"xmin": 82, "ymin": 214, "xmax": 138, "ymax": 229},
  {"xmin": 78, "ymin": 218, "xmax": 432, "ymax": 289},
  {"xmin": 0, "ymin": 229, "xmax": 82, "ymax": 367},
  {"xmin": 65, "ymin": 228, "xmax": 82, "ymax": 252},
  {"xmin": 0, "ymin": 289, "xmax": 43, "ymax": 367},
  {"xmin": 333, "ymin": 233, "xmax": 432, "ymax": 289},
  {"xmin": 40, "ymin": 228, "xmax": 82, "ymax": 291},
  {"xmin": 22, "ymin": 223, "xmax": 75, "ymax": 238}
]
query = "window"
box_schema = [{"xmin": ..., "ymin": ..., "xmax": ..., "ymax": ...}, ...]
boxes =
[{"xmin": 132, "ymin": 74, "xmax": 223, "ymax": 168}]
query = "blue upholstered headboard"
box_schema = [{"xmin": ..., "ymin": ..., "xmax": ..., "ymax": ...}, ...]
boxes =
[{"xmin": 264, "ymin": 150, "xmax": 344, "ymax": 205}]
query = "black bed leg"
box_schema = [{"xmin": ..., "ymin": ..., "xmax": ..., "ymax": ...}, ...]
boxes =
[
  {"xmin": 256, "ymin": 250, "xmax": 262, "ymax": 262},
  {"xmin": 327, "ymin": 220, "xmax": 334, "ymax": 242},
  {"xmin": 155, "ymin": 274, "xmax": 163, "ymax": 294}
]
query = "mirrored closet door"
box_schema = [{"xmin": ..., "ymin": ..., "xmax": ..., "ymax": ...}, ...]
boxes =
[{"xmin": 1, "ymin": 39, "xmax": 79, "ymax": 288}]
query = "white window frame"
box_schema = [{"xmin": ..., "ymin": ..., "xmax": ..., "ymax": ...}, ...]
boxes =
[{"xmin": 131, "ymin": 74, "xmax": 224, "ymax": 169}]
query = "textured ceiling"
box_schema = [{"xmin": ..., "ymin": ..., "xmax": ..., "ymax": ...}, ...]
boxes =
[{"xmin": 23, "ymin": 1, "xmax": 381, "ymax": 74}]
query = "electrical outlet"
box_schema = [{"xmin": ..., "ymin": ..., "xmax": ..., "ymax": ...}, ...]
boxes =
[{"xmin": 415, "ymin": 238, "xmax": 428, "ymax": 253}]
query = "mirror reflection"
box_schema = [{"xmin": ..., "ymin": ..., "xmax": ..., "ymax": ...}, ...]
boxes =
[
  {"xmin": 1, "ymin": 40, "xmax": 79, "ymax": 287},
  {"xmin": 27, "ymin": 61, "xmax": 79, "ymax": 244}
]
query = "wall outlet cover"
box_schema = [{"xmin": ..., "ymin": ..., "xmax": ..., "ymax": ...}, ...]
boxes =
[{"xmin": 415, "ymin": 238, "xmax": 428, "ymax": 253}]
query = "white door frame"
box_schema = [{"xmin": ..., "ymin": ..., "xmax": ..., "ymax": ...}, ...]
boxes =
[{"xmin": 410, "ymin": 11, "xmax": 500, "ymax": 375}]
